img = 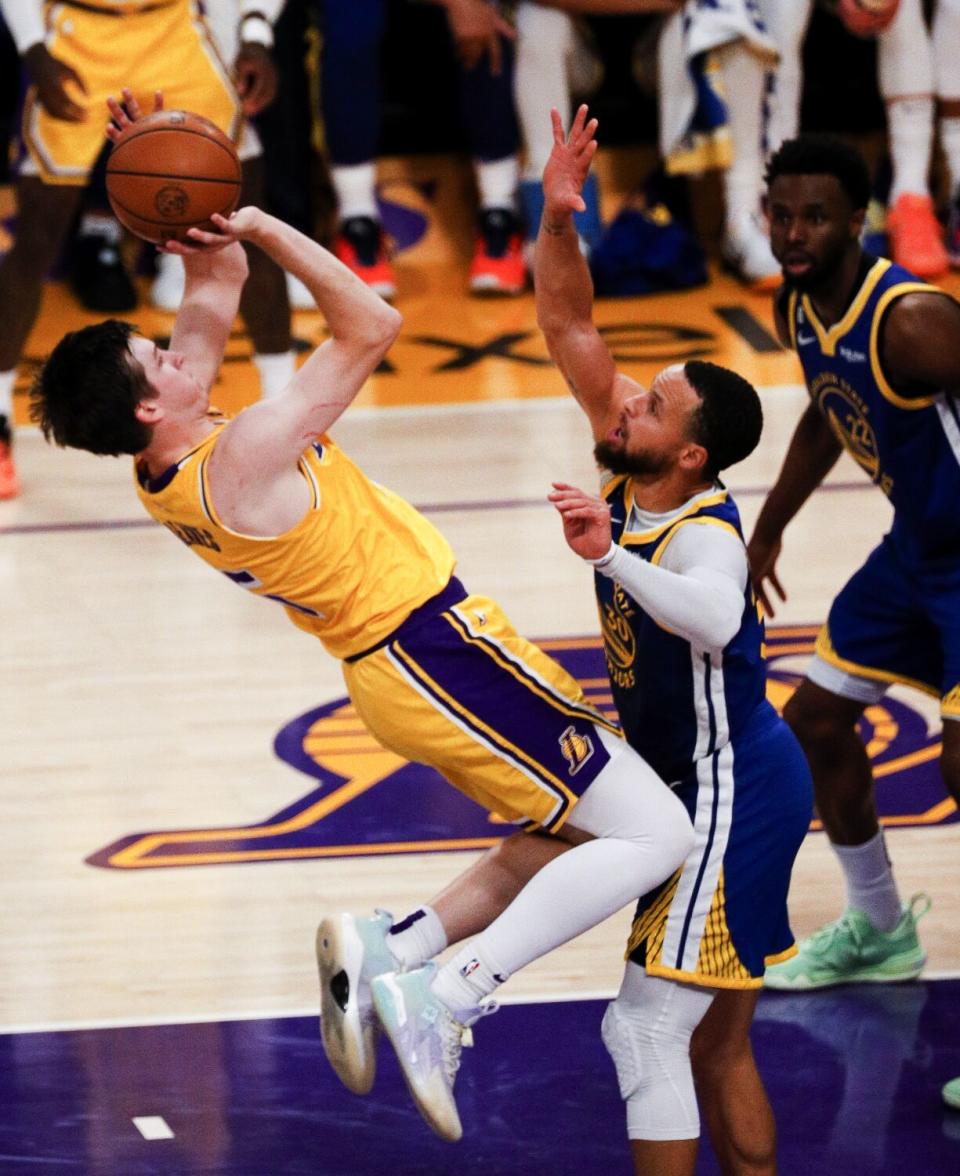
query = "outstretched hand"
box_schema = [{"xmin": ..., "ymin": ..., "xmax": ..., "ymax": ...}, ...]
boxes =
[
  {"xmin": 106, "ymin": 87, "xmax": 163, "ymax": 143},
  {"xmin": 549, "ymin": 482, "xmax": 612, "ymax": 561},
  {"xmin": 746, "ymin": 533, "xmax": 786, "ymax": 618},
  {"xmin": 542, "ymin": 104, "xmax": 598, "ymax": 224}
]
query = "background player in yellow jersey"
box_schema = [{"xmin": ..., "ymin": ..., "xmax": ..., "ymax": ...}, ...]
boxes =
[
  {"xmin": 0, "ymin": 1, "xmax": 295, "ymax": 498},
  {"xmin": 30, "ymin": 94, "xmax": 694, "ymax": 1146}
]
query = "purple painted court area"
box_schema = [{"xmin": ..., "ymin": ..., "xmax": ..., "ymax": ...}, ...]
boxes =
[{"xmin": 3, "ymin": 982, "xmax": 960, "ymax": 1175}]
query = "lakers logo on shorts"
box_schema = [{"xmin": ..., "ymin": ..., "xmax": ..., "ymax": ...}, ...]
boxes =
[
  {"xmin": 559, "ymin": 726, "xmax": 595, "ymax": 776},
  {"xmin": 86, "ymin": 629, "xmax": 954, "ymax": 870}
]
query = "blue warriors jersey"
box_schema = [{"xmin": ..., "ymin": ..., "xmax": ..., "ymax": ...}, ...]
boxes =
[
  {"xmin": 134, "ymin": 424, "xmax": 456, "ymax": 660},
  {"xmin": 596, "ymin": 483, "xmax": 767, "ymax": 783},
  {"xmin": 785, "ymin": 256, "xmax": 960, "ymax": 561}
]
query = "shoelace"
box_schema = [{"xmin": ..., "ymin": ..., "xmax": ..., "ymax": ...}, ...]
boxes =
[
  {"xmin": 810, "ymin": 911, "xmax": 864, "ymax": 953},
  {"xmin": 441, "ymin": 1001, "xmax": 499, "ymax": 1080}
]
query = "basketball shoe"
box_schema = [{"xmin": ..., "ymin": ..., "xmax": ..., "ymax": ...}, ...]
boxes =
[
  {"xmin": 0, "ymin": 414, "xmax": 19, "ymax": 500},
  {"xmin": 332, "ymin": 216, "xmax": 396, "ymax": 300},
  {"xmin": 943, "ymin": 1076, "xmax": 960, "ymax": 1109},
  {"xmin": 69, "ymin": 224, "xmax": 137, "ymax": 313},
  {"xmin": 946, "ymin": 189, "xmax": 960, "ymax": 269},
  {"xmin": 315, "ymin": 910, "xmax": 396, "ymax": 1094},
  {"xmin": 764, "ymin": 894, "xmax": 930, "ymax": 991},
  {"xmin": 469, "ymin": 207, "xmax": 526, "ymax": 295},
  {"xmin": 371, "ymin": 962, "xmax": 497, "ymax": 1142},
  {"xmin": 886, "ymin": 194, "xmax": 948, "ymax": 279}
]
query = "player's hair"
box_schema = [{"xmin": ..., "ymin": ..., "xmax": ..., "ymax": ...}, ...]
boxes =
[
  {"xmin": 31, "ymin": 320, "xmax": 154, "ymax": 456},
  {"xmin": 764, "ymin": 134, "xmax": 871, "ymax": 211},
  {"xmin": 684, "ymin": 360, "xmax": 763, "ymax": 479}
]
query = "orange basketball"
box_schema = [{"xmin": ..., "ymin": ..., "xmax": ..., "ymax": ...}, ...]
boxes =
[{"xmin": 106, "ymin": 110, "xmax": 241, "ymax": 244}]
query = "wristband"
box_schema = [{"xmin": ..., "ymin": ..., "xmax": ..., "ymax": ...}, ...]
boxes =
[{"xmin": 584, "ymin": 542, "xmax": 619, "ymax": 570}]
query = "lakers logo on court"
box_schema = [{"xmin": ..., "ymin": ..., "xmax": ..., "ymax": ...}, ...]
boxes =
[{"xmin": 87, "ymin": 627, "xmax": 955, "ymax": 869}]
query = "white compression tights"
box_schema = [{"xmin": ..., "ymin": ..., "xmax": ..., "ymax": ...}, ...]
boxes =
[
  {"xmin": 434, "ymin": 731, "xmax": 693, "ymax": 1001},
  {"xmin": 602, "ymin": 963, "xmax": 715, "ymax": 1140}
]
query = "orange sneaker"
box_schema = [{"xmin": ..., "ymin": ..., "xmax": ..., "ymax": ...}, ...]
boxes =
[
  {"xmin": 886, "ymin": 193, "xmax": 949, "ymax": 279},
  {"xmin": 469, "ymin": 208, "xmax": 526, "ymax": 295},
  {"xmin": 332, "ymin": 216, "xmax": 397, "ymax": 300},
  {"xmin": 0, "ymin": 424, "xmax": 20, "ymax": 500}
]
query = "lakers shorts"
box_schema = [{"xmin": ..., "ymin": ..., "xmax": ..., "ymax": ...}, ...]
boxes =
[
  {"xmin": 23, "ymin": 0, "xmax": 240, "ymax": 185},
  {"xmin": 342, "ymin": 579, "xmax": 622, "ymax": 833},
  {"xmin": 810, "ymin": 533, "xmax": 960, "ymax": 719},
  {"xmin": 626, "ymin": 703, "xmax": 812, "ymax": 989}
]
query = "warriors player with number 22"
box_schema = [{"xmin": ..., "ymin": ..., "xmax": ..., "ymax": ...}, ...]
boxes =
[{"xmin": 537, "ymin": 105, "xmax": 812, "ymax": 1176}]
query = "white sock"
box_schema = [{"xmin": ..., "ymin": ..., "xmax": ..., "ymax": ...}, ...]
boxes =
[
  {"xmin": 0, "ymin": 369, "xmax": 14, "ymax": 421},
  {"xmin": 331, "ymin": 163, "xmax": 379, "ymax": 223},
  {"xmin": 253, "ymin": 350, "xmax": 297, "ymax": 400},
  {"xmin": 940, "ymin": 116, "xmax": 960, "ymax": 195},
  {"xmin": 431, "ymin": 942, "xmax": 502, "ymax": 1012},
  {"xmin": 833, "ymin": 830, "xmax": 902, "ymax": 932},
  {"xmin": 887, "ymin": 96, "xmax": 935, "ymax": 202},
  {"xmin": 717, "ymin": 41, "xmax": 769, "ymax": 234},
  {"xmin": 475, "ymin": 155, "xmax": 520, "ymax": 212},
  {"xmin": 386, "ymin": 906, "xmax": 447, "ymax": 970}
]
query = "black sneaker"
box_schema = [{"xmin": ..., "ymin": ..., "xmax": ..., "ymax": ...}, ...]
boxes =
[
  {"xmin": 469, "ymin": 208, "xmax": 525, "ymax": 295},
  {"xmin": 69, "ymin": 232, "xmax": 138, "ymax": 312},
  {"xmin": 333, "ymin": 216, "xmax": 396, "ymax": 299}
]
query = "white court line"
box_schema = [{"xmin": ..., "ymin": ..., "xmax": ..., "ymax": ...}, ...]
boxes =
[
  {"xmin": 4, "ymin": 972, "xmax": 960, "ymax": 1036},
  {"xmin": 132, "ymin": 1116, "xmax": 175, "ymax": 1141}
]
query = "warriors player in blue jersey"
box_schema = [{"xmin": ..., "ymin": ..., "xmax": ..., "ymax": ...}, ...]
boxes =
[
  {"xmin": 29, "ymin": 92, "xmax": 695, "ymax": 1148},
  {"xmin": 751, "ymin": 135, "xmax": 960, "ymax": 1107},
  {"xmin": 533, "ymin": 105, "xmax": 813, "ymax": 1176}
]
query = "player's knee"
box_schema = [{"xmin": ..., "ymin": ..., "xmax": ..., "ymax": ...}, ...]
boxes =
[
  {"xmin": 601, "ymin": 996, "xmax": 700, "ymax": 1140},
  {"xmin": 782, "ymin": 689, "xmax": 846, "ymax": 750}
]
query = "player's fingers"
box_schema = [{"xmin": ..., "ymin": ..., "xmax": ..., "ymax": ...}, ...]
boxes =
[
  {"xmin": 570, "ymin": 104, "xmax": 588, "ymax": 140},
  {"xmin": 153, "ymin": 90, "xmax": 164, "ymax": 112},
  {"xmin": 494, "ymin": 13, "xmax": 516, "ymax": 40},
  {"xmin": 768, "ymin": 570, "xmax": 787, "ymax": 602},
  {"xmin": 550, "ymin": 107, "xmax": 565, "ymax": 146},
  {"xmin": 573, "ymin": 117, "xmax": 598, "ymax": 152}
]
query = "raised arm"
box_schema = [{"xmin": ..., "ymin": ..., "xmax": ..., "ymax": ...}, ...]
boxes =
[
  {"xmin": 534, "ymin": 105, "xmax": 624, "ymax": 440},
  {"xmin": 176, "ymin": 207, "xmax": 401, "ymax": 532}
]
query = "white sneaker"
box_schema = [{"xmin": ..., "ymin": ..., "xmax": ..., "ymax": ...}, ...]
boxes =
[
  {"xmin": 316, "ymin": 910, "xmax": 396, "ymax": 1095},
  {"xmin": 722, "ymin": 211, "xmax": 780, "ymax": 290},
  {"xmin": 286, "ymin": 271, "xmax": 314, "ymax": 310},
  {"xmin": 371, "ymin": 962, "xmax": 497, "ymax": 1142},
  {"xmin": 150, "ymin": 251, "xmax": 185, "ymax": 312}
]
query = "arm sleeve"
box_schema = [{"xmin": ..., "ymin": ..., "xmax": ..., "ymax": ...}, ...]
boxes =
[
  {"xmin": 1, "ymin": 1, "xmax": 45, "ymax": 53},
  {"xmin": 590, "ymin": 522, "xmax": 749, "ymax": 652}
]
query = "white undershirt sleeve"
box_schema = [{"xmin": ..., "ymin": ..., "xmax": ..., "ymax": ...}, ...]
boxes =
[{"xmin": 589, "ymin": 522, "xmax": 749, "ymax": 652}]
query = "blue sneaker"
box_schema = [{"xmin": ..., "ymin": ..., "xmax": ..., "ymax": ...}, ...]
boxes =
[
  {"xmin": 371, "ymin": 962, "xmax": 496, "ymax": 1142},
  {"xmin": 316, "ymin": 910, "xmax": 396, "ymax": 1094}
]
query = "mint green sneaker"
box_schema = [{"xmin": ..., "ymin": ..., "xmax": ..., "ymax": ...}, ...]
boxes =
[
  {"xmin": 943, "ymin": 1077, "xmax": 960, "ymax": 1110},
  {"xmin": 371, "ymin": 962, "xmax": 497, "ymax": 1142},
  {"xmin": 764, "ymin": 894, "xmax": 931, "ymax": 991},
  {"xmin": 316, "ymin": 910, "xmax": 396, "ymax": 1094}
]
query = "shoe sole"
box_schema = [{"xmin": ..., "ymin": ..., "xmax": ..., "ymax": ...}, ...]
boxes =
[
  {"xmin": 371, "ymin": 974, "xmax": 463, "ymax": 1143},
  {"xmin": 316, "ymin": 915, "xmax": 377, "ymax": 1094},
  {"xmin": 764, "ymin": 952, "xmax": 926, "ymax": 991}
]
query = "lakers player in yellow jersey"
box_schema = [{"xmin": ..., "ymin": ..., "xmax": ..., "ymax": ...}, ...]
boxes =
[{"xmin": 32, "ymin": 103, "xmax": 694, "ymax": 1143}]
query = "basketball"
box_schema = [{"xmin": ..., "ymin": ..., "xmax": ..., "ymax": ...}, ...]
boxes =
[{"xmin": 106, "ymin": 110, "xmax": 241, "ymax": 244}]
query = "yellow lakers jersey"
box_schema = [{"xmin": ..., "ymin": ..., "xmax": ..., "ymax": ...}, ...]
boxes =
[{"xmin": 134, "ymin": 425, "xmax": 457, "ymax": 659}]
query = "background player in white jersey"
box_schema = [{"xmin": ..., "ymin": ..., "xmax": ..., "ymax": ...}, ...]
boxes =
[{"xmin": 534, "ymin": 104, "xmax": 812, "ymax": 1175}]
